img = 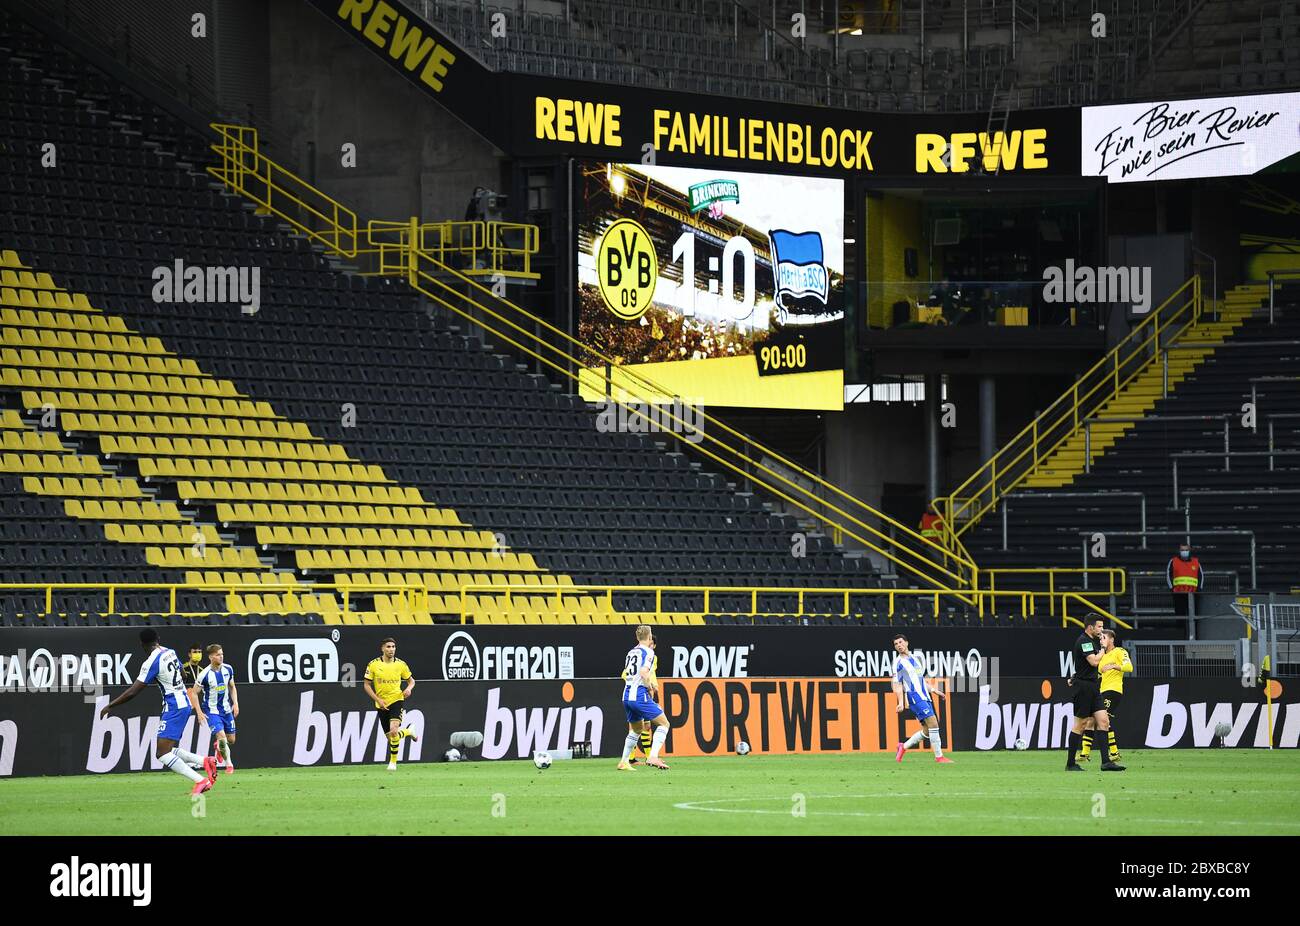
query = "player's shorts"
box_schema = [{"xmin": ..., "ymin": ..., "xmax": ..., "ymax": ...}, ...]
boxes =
[
  {"xmin": 623, "ymin": 699, "xmax": 664, "ymax": 723},
  {"xmin": 1101, "ymin": 690, "xmax": 1122, "ymax": 719},
  {"xmin": 907, "ymin": 693, "xmax": 936, "ymax": 722},
  {"xmin": 205, "ymin": 711, "xmax": 236, "ymax": 735},
  {"xmin": 375, "ymin": 701, "xmax": 405, "ymax": 730},
  {"xmin": 156, "ymin": 705, "xmax": 191, "ymax": 741},
  {"xmin": 1071, "ymin": 680, "xmax": 1106, "ymax": 718}
]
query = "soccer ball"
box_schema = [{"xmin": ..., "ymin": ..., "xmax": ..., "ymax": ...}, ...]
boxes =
[
  {"xmin": 736, "ymin": 741, "xmax": 751, "ymax": 756},
  {"xmin": 533, "ymin": 751, "xmax": 552, "ymax": 770},
  {"xmin": 444, "ymin": 748, "xmax": 462, "ymax": 762},
  {"xmin": 1013, "ymin": 738, "xmax": 1029, "ymax": 751}
]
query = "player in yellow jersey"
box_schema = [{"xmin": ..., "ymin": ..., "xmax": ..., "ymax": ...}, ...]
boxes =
[
  {"xmin": 363, "ymin": 638, "xmax": 418, "ymax": 771},
  {"xmin": 622, "ymin": 633, "xmax": 658, "ymax": 764},
  {"xmin": 1080, "ymin": 628, "xmax": 1133, "ymax": 762},
  {"xmin": 1097, "ymin": 629, "xmax": 1132, "ymax": 761}
]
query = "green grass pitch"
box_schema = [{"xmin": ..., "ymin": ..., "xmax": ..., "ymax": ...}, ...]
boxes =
[{"xmin": 3, "ymin": 751, "xmax": 1297, "ymax": 836}]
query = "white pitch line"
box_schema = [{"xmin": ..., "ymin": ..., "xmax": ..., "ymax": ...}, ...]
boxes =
[{"xmin": 672, "ymin": 797, "xmax": 1300, "ymax": 829}]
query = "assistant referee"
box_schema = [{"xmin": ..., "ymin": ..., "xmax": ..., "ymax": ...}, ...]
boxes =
[{"xmin": 1066, "ymin": 619, "xmax": 1125, "ymax": 772}]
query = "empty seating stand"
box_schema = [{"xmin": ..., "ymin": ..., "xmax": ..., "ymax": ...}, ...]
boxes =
[
  {"xmin": 0, "ymin": 8, "xmax": 880, "ymax": 627},
  {"xmin": 966, "ymin": 283, "xmax": 1300, "ymax": 600}
]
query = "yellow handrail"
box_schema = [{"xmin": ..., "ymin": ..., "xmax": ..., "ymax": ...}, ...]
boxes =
[
  {"xmin": 404, "ymin": 248, "xmax": 976, "ymax": 593},
  {"xmin": 208, "ymin": 124, "xmax": 360, "ymax": 257},
  {"xmin": 1060, "ymin": 592, "xmax": 1132, "ymax": 630},
  {"xmin": 0, "ymin": 581, "xmax": 428, "ymax": 616},
  {"xmin": 457, "ymin": 581, "xmax": 1122, "ymax": 625},
  {"xmin": 208, "ymin": 123, "xmax": 976, "ymax": 592},
  {"xmin": 984, "ymin": 567, "xmax": 1127, "ymax": 617},
  {"xmin": 366, "ymin": 218, "xmax": 540, "ymax": 280},
  {"xmin": 939, "ymin": 275, "xmax": 1203, "ymax": 542}
]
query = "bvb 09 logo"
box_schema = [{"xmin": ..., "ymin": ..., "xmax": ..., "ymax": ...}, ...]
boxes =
[{"xmin": 597, "ymin": 218, "xmax": 658, "ymax": 321}]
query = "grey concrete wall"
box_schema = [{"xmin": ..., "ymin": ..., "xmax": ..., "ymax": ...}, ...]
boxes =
[
  {"xmin": 826, "ymin": 372, "xmax": 1071, "ymax": 523},
  {"xmin": 266, "ymin": 0, "xmax": 503, "ymax": 225},
  {"xmin": 21, "ymin": 0, "xmax": 503, "ymax": 224},
  {"xmin": 824, "ymin": 400, "xmax": 927, "ymax": 517}
]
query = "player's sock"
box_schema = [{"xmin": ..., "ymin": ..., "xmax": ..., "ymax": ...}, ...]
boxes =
[
  {"xmin": 928, "ymin": 727, "xmax": 944, "ymax": 759},
  {"xmin": 620, "ymin": 732, "xmax": 639, "ymax": 764},
  {"xmin": 904, "ymin": 730, "xmax": 926, "ymax": 749},
  {"xmin": 160, "ymin": 750, "xmax": 204, "ymax": 783},
  {"xmin": 640, "ymin": 728, "xmax": 652, "ymax": 755},
  {"xmin": 1079, "ymin": 734, "xmax": 1092, "ymax": 759},
  {"xmin": 648, "ymin": 725, "xmax": 668, "ymax": 761},
  {"xmin": 400, "ymin": 729, "xmax": 414, "ymax": 739},
  {"xmin": 220, "ymin": 740, "xmax": 233, "ymax": 766},
  {"xmin": 1066, "ymin": 732, "xmax": 1082, "ymax": 766},
  {"xmin": 1092, "ymin": 730, "xmax": 1108, "ymax": 760},
  {"xmin": 1107, "ymin": 730, "xmax": 1118, "ymax": 758},
  {"xmin": 173, "ymin": 747, "xmax": 204, "ymax": 768},
  {"xmin": 387, "ymin": 734, "xmax": 400, "ymax": 764}
]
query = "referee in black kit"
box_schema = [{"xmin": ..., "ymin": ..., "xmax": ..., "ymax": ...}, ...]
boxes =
[{"xmin": 1066, "ymin": 618, "xmax": 1125, "ymax": 772}]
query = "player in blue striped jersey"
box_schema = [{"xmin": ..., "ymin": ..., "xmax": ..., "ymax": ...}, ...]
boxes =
[
  {"xmin": 100, "ymin": 629, "xmax": 218, "ymax": 795},
  {"xmin": 195, "ymin": 644, "xmax": 238, "ymax": 776},
  {"xmin": 617, "ymin": 625, "xmax": 670, "ymax": 770},
  {"xmin": 891, "ymin": 634, "xmax": 953, "ymax": 765}
]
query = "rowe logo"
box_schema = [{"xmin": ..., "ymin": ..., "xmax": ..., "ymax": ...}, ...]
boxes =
[
  {"xmin": 50, "ymin": 857, "xmax": 151, "ymax": 906},
  {"xmin": 671, "ymin": 645, "xmax": 752, "ymax": 678}
]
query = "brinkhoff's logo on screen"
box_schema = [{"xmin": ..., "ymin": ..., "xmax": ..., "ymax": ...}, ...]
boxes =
[
  {"xmin": 688, "ymin": 178, "xmax": 739, "ymax": 219},
  {"xmin": 441, "ymin": 630, "xmax": 575, "ymax": 680}
]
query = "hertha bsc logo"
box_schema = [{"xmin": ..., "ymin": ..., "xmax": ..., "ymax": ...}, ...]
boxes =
[{"xmin": 767, "ymin": 229, "xmax": 830, "ymax": 319}]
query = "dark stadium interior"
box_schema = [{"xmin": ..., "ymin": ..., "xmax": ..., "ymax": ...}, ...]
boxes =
[
  {"xmin": 0, "ymin": 0, "xmax": 1297, "ymax": 649},
  {"xmin": 3, "ymin": 0, "xmax": 1300, "ymax": 860}
]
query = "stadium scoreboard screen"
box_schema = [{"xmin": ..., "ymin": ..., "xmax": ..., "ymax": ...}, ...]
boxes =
[{"xmin": 576, "ymin": 162, "xmax": 845, "ymax": 410}]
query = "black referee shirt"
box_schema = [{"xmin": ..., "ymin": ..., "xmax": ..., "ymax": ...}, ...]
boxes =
[{"xmin": 1071, "ymin": 632, "xmax": 1102, "ymax": 684}]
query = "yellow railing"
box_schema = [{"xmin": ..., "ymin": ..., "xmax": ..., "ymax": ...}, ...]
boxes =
[
  {"xmin": 939, "ymin": 275, "xmax": 1203, "ymax": 543},
  {"xmin": 404, "ymin": 243, "xmax": 977, "ymax": 593},
  {"xmin": 208, "ymin": 123, "xmax": 976, "ymax": 593},
  {"xmin": 209, "ymin": 124, "xmax": 360, "ymax": 257},
  {"xmin": 1061, "ymin": 592, "xmax": 1133, "ymax": 630},
  {"xmin": 983, "ymin": 567, "xmax": 1127, "ymax": 617},
  {"xmin": 0, "ymin": 582, "xmax": 428, "ymax": 617},
  {"xmin": 367, "ymin": 218, "xmax": 540, "ymax": 280},
  {"xmin": 457, "ymin": 582, "xmax": 1125, "ymax": 625}
]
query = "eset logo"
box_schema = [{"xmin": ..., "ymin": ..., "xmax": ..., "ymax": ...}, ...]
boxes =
[
  {"xmin": 442, "ymin": 631, "xmax": 480, "ymax": 680},
  {"xmin": 247, "ymin": 639, "xmax": 339, "ymax": 683}
]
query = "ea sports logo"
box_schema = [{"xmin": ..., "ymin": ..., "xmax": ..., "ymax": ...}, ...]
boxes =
[
  {"xmin": 442, "ymin": 631, "xmax": 480, "ymax": 680},
  {"xmin": 596, "ymin": 218, "xmax": 657, "ymax": 321}
]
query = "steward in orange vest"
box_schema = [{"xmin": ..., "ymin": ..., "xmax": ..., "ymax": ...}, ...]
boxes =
[
  {"xmin": 920, "ymin": 504, "xmax": 946, "ymax": 552},
  {"xmin": 1166, "ymin": 543, "xmax": 1203, "ymax": 617}
]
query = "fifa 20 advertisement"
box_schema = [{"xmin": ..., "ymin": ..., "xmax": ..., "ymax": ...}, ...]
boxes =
[{"xmin": 575, "ymin": 162, "xmax": 845, "ymax": 410}]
